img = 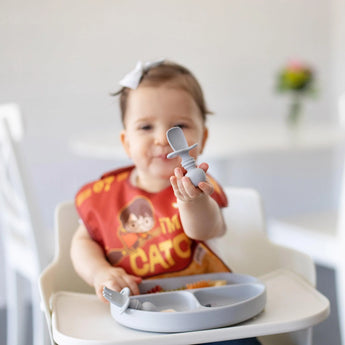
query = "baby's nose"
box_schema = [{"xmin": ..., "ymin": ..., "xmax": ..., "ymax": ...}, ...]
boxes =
[{"xmin": 154, "ymin": 130, "xmax": 168, "ymax": 145}]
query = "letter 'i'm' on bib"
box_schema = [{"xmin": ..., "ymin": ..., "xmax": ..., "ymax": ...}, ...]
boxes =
[{"xmin": 75, "ymin": 166, "xmax": 231, "ymax": 279}]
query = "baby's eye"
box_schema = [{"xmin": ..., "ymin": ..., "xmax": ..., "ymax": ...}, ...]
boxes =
[
  {"xmin": 175, "ymin": 124, "xmax": 187, "ymax": 129},
  {"xmin": 139, "ymin": 124, "xmax": 153, "ymax": 131}
]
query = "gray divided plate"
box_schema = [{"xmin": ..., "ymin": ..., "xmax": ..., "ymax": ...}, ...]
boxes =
[{"xmin": 109, "ymin": 272, "xmax": 266, "ymax": 332}]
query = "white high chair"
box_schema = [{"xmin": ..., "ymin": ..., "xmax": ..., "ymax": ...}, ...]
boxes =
[
  {"xmin": 0, "ymin": 103, "xmax": 51, "ymax": 345},
  {"xmin": 39, "ymin": 187, "xmax": 329, "ymax": 345}
]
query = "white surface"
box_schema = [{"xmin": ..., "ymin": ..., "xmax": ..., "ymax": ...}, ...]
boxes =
[
  {"xmin": 69, "ymin": 121, "xmax": 345, "ymax": 161},
  {"xmin": 50, "ymin": 269, "xmax": 329, "ymax": 345},
  {"xmin": 269, "ymin": 212, "xmax": 339, "ymax": 268},
  {"xmin": 0, "ymin": 0, "xmax": 338, "ymax": 139}
]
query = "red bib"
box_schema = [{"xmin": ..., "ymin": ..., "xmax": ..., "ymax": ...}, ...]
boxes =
[{"xmin": 75, "ymin": 166, "xmax": 230, "ymax": 279}]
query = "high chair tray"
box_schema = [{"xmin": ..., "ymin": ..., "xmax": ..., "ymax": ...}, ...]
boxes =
[
  {"xmin": 51, "ymin": 269, "xmax": 330, "ymax": 345},
  {"xmin": 109, "ymin": 272, "xmax": 266, "ymax": 332}
]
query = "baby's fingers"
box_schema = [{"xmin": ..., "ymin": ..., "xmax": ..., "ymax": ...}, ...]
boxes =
[
  {"xmin": 198, "ymin": 162, "xmax": 209, "ymax": 173},
  {"xmin": 97, "ymin": 279, "xmax": 124, "ymax": 303},
  {"xmin": 170, "ymin": 169, "xmax": 185, "ymax": 199},
  {"xmin": 96, "ymin": 287, "xmax": 109, "ymax": 303},
  {"xmin": 123, "ymin": 275, "xmax": 142, "ymax": 295},
  {"xmin": 181, "ymin": 176, "xmax": 202, "ymax": 198},
  {"xmin": 197, "ymin": 180, "xmax": 214, "ymax": 196},
  {"xmin": 95, "ymin": 283, "xmax": 112, "ymax": 303}
]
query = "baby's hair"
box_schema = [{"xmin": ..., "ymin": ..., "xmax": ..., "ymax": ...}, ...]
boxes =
[
  {"xmin": 119, "ymin": 197, "xmax": 153, "ymax": 226},
  {"xmin": 113, "ymin": 61, "xmax": 212, "ymax": 125}
]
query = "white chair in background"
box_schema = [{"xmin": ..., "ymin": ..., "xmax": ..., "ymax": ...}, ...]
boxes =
[
  {"xmin": 268, "ymin": 155, "xmax": 345, "ymax": 345},
  {"xmin": 0, "ymin": 103, "xmax": 51, "ymax": 345},
  {"xmin": 39, "ymin": 188, "xmax": 325, "ymax": 345}
]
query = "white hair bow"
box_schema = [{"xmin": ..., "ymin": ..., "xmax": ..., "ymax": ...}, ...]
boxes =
[{"xmin": 119, "ymin": 59, "xmax": 165, "ymax": 89}]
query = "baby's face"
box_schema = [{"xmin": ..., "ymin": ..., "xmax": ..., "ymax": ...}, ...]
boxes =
[
  {"xmin": 125, "ymin": 213, "xmax": 154, "ymax": 233},
  {"xmin": 120, "ymin": 85, "xmax": 207, "ymax": 192}
]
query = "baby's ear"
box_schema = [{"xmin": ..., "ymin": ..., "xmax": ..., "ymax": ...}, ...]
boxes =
[
  {"xmin": 200, "ymin": 127, "xmax": 208, "ymax": 154},
  {"xmin": 120, "ymin": 130, "xmax": 131, "ymax": 158}
]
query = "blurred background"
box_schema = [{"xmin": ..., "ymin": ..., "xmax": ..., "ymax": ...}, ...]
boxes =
[{"xmin": 1, "ymin": 0, "xmax": 344, "ymax": 343}]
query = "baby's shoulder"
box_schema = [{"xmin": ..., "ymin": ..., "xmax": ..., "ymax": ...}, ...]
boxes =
[
  {"xmin": 75, "ymin": 165, "xmax": 134, "ymax": 207},
  {"xmin": 206, "ymin": 173, "xmax": 228, "ymax": 208},
  {"xmin": 100, "ymin": 165, "xmax": 134, "ymax": 180}
]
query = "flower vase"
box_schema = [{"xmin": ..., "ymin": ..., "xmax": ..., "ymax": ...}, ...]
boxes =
[
  {"xmin": 287, "ymin": 93, "xmax": 303, "ymax": 129},
  {"xmin": 286, "ymin": 93, "xmax": 304, "ymax": 142}
]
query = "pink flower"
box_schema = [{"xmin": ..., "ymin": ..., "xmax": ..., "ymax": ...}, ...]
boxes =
[{"xmin": 286, "ymin": 59, "xmax": 306, "ymax": 72}]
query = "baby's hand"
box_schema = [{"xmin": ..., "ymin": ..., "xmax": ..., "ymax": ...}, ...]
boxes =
[
  {"xmin": 93, "ymin": 266, "xmax": 142, "ymax": 303},
  {"xmin": 170, "ymin": 162, "xmax": 214, "ymax": 202}
]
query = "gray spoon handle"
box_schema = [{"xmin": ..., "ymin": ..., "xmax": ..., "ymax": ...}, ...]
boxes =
[{"xmin": 166, "ymin": 127, "xmax": 206, "ymax": 186}]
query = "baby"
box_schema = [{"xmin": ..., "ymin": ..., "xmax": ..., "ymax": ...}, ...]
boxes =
[
  {"xmin": 71, "ymin": 59, "xmax": 230, "ymax": 298},
  {"xmin": 71, "ymin": 59, "xmax": 261, "ymax": 345}
]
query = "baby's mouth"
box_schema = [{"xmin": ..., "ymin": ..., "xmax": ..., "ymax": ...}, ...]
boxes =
[
  {"xmin": 152, "ymin": 150, "xmax": 173, "ymax": 160},
  {"xmin": 154, "ymin": 154, "xmax": 170, "ymax": 160}
]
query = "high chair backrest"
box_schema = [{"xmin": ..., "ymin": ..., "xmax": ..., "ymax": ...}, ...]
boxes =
[
  {"xmin": 39, "ymin": 201, "xmax": 93, "ymax": 341},
  {"xmin": 0, "ymin": 103, "xmax": 47, "ymax": 276},
  {"xmin": 44, "ymin": 201, "xmax": 92, "ymax": 294},
  {"xmin": 214, "ymin": 187, "xmax": 316, "ymax": 286}
]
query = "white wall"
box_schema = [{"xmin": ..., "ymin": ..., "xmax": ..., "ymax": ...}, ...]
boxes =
[
  {"xmin": 332, "ymin": 0, "xmax": 345, "ymax": 97},
  {"xmin": 0, "ymin": 0, "xmax": 344, "ymax": 306},
  {"xmin": 0, "ymin": 0, "xmax": 336, "ymax": 137}
]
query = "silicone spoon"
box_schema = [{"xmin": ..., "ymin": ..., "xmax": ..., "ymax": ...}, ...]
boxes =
[
  {"xmin": 103, "ymin": 287, "xmax": 157, "ymax": 313},
  {"xmin": 166, "ymin": 127, "xmax": 206, "ymax": 186}
]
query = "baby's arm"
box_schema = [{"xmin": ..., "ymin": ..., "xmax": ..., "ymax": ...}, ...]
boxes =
[
  {"xmin": 170, "ymin": 162, "xmax": 226, "ymax": 241},
  {"xmin": 70, "ymin": 224, "xmax": 142, "ymax": 302}
]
